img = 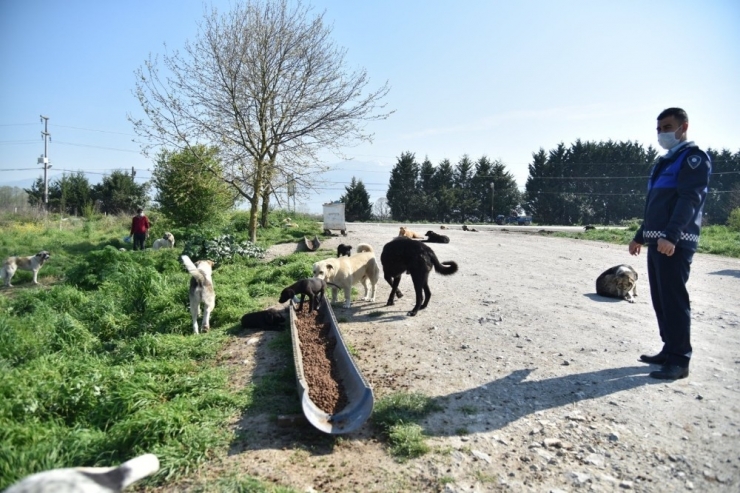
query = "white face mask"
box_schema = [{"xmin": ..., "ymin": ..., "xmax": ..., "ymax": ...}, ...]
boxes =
[{"xmin": 657, "ymin": 126, "xmax": 683, "ymax": 150}]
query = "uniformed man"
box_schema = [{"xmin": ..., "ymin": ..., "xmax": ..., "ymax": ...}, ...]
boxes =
[{"xmin": 629, "ymin": 107, "xmax": 711, "ymax": 380}]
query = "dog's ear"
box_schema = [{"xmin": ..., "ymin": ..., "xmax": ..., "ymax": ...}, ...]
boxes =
[{"xmin": 326, "ymin": 264, "xmax": 334, "ymax": 272}]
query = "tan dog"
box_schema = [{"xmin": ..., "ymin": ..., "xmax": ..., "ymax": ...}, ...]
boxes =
[
  {"xmin": 181, "ymin": 255, "xmax": 215, "ymax": 334},
  {"xmin": 312, "ymin": 243, "xmax": 379, "ymax": 308},
  {"xmin": 1, "ymin": 251, "xmax": 50, "ymax": 287},
  {"xmin": 398, "ymin": 226, "xmax": 423, "ymax": 239},
  {"xmin": 152, "ymin": 232, "xmax": 175, "ymax": 250}
]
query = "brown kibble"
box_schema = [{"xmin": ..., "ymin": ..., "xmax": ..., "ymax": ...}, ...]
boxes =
[{"xmin": 294, "ymin": 309, "xmax": 349, "ymax": 414}]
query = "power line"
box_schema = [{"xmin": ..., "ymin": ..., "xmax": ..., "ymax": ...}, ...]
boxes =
[
  {"xmin": 52, "ymin": 124, "xmax": 136, "ymax": 136},
  {"xmin": 53, "ymin": 140, "xmax": 141, "ymax": 153}
]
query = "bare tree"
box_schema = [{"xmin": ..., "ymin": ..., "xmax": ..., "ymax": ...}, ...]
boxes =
[
  {"xmin": 130, "ymin": 0, "xmax": 392, "ymax": 241},
  {"xmin": 372, "ymin": 196, "xmax": 391, "ymax": 221}
]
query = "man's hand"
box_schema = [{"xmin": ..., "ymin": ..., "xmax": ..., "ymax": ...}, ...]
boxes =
[
  {"xmin": 629, "ymin": 240, "xmax": 642, "ymax": 256},
  {"xmin": 657, "ymin": 238, "xmax": 676, "ymax": 256}
]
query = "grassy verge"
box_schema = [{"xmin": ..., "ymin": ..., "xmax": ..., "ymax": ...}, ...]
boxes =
[
  {"xmin": 371, "ymin": 392, "xmax": 442, "ymax": 461},
  {"xmin": 0, "ymin": 210, "xmax": 320, "ymax": 490},
  {"xmin": 552, "ymin": 224, "xmax": 740, "ymax": 258}
]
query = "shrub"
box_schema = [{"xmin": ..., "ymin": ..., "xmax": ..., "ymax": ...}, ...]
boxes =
[
  {"xmin": 727, "ymin": 208, "xmax": 740, "ymax": 232},
  {"xmin": 181, "ymin": 234, "xmax": 265, "ymax": 264}
]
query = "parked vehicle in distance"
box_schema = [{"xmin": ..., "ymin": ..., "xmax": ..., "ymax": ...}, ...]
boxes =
[{"xmin": 495, "ymin": 214, "xmax": 532, "ymax": 226}]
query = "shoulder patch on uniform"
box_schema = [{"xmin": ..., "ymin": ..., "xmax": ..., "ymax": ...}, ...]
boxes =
[{"xmin": 687, "ymin": 155, "xmax": 702, "ymax": 169}]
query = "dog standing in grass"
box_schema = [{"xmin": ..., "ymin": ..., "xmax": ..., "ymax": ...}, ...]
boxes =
[
  {"xmin": 181, "ymin": 255, "xmax": 215, "ymax": 334},
  {"xmin": 1, "ymin": 251, "xmax": 51, "ymax": 287},
  {"xmin": 152, "ymin": 232, "xmax": 175, "ymax": 250}
]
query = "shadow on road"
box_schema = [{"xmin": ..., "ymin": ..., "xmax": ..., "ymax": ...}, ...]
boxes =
[
  {"xmin": 424, "ymin": 365, "xmax": 660, "ymax": 436},
  {"xmin": 708, "ymin": 269, "xmax": 740, "ymax": 278},
  {"xmin": 583, "ymin": 293, "xmax": 626, "ymax": 303}
]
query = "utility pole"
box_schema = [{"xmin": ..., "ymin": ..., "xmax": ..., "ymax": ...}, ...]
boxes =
[
  {"xmin": 490, "ymin": 182, "xmax": 495, "ymax": 223},
  {"xmin": 39, "ymin": 115, "xmax": 51, "ymax": 208}
]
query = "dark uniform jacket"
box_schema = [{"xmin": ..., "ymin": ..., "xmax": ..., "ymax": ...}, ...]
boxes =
[{"xmin": 633, "ymin": 141, "xmax": 711, "ymax": 252}]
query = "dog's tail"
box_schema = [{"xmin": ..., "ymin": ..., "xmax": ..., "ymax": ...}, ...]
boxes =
[
  {"xmin": 356, "ymin": 243, "xmax": 373, "ymax": 254},
  {"xmin": 430, "ymin": 252, "xmax": 458, "ymax": 276},
  {"xmin": 181, "ymin": 255, "xmax": 208, "ymax": 284}
]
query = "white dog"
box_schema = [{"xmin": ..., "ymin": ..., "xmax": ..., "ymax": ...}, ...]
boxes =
[
  {"xmin": 152, "ymin": 232, "xmax": 175, "ymax": 250},
  {"xmin": 1, "ymin": 251, "xmax": 51, "ymax": 287},
  {"xmin": 312, "ymin": 243, "xmax": 379, "ymax": 308},
  {"xmin": 4, "ymin": 453, "xmax": 159, "ymax": 493},
  {"xmin": 181, "ymin": 255, "xmax": 215, "ymax": 334}
]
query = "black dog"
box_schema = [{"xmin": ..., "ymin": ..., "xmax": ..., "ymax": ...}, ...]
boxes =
[
  {"xmin": 380, "ymin": 237, "xmax": 458, "ymax": 316},
  {"xmin": 584, "ymin": 224, "xmax": 596, "ymax": 231},
  {"xmin": 337, "ymin": 243, "xmax": 352, "ymax": 257},
  {"xmin": 241, "ymin": 306, "xmax": 288, "ymax": 330},
  {"xmin": 423, "ymin": 230, "xmax": 450, "ymax": 244},
  {"xmin": 278, "ymin": 278, "xmax": 340, "ymax": 312}
]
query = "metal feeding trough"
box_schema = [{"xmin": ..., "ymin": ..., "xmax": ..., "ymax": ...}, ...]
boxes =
[
  {"xmin": 289, "ymin": 297, "xmax": 374, "ymax": 434},
  {"xmin": 302, "ymin": 235, "xmax": 321, "ymax": 252}
]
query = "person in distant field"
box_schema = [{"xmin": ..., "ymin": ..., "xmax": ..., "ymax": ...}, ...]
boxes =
[
  {"xmin": 130, "ymin": 208, "xmax": 151, "ymax": 251},
  {"xmin": 629, "ymin": 107, "xmax": 712, "ymax": 380}
]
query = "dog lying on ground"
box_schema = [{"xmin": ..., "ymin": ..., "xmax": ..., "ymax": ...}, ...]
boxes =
[
  {"xmin": 596, "ymin": 264, "xmax": 638, "ymax": 303},
  {"xmin": 1, "ymin": 251, "xmax": 51, "ymax": 287},
  {"xmin": 337, "ymin": 243, "xmax": 352, "ymax": 257},
  {"xmin": 381, "ymin": 238, "xmax": 458, "ymax": 316},
  {"xmin": 398, "ymin": 226, "xmax": 423, "ymax": 239},
  {"xmin": 152, "ymin": 232, "xmax": 175, "ymax": 250},
  {"xmin": 313, "ymin": 243, "xmax": 379, "ymax": 308},
  {"xmin": 181, "ymin": 255, "xmax": 215, "ymax": 334},
  {"xmin": 278, "ymin": 277, "xmax": 341, "ymax": 313},
  {"xmin": 423, "ymin": 230, "xmax": 450, "ymax": 244},
  {"xmin": 584, "ymin": 224, "xmax": 596, "ymax": 231},
  {"xmin": 440, "ymin": 225, "xmax": 447, "ymax": 229},
  {"xmin": 241, "ymin": 303, "xmax": 289, "ymax": 330},
  {"xmin": 4, "ymin": 453, "xmax": 159, "ymax": 493}
]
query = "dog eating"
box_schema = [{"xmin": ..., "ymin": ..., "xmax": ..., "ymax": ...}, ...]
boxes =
[
  {"xmin": 278, "ymin": 277, "xmax": 340, "ymax": 313},
  {"xmin": 313, "ymin": 243, "xmax": 379, "ymax": 308},
  {"xmin": 181, "ymin": 255, "xmax": 215, "ymax": 334},
  {"xmin": 380, "ymin": 238, "xmax": 458, "ymax": 316},
  {"xmin": 596, "ymin": 264, "xmax": 638, "ymax": 303},
  {"xmin": 1, "ymin": 250, "xmax": 50, "ymax": 287}
]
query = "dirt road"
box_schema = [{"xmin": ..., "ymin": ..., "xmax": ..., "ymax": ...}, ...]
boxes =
[{"xmin": 218, "ymin": 223, "xmax": 740, "ymax": 492}]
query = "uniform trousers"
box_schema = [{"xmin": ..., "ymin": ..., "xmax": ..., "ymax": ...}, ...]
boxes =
[{"xmin": 646, "ymin": 245, "xmax": 694, "ymax": 367}]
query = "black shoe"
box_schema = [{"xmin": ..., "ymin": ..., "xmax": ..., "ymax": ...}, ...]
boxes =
[
  {"xmin": 639, "ymin": 353, "xmax": 668, "ymax": 364},
  {"xmin": 649, "ymin": 365, "xmax": 689, "ymax": 380}
]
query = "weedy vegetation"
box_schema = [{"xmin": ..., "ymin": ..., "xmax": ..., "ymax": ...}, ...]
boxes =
[
  {"xmin": 0, "ymin": 210, "xmax": 320, "ymax": 489},
  {"xmin": 371, "ymin": 392, "xmax": 442, "ymax": 461}
]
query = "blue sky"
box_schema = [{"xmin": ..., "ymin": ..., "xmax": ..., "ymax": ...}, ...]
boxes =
[{"xmin": 1, "ymin": 0, "xmax": 739, "ymax": 213}]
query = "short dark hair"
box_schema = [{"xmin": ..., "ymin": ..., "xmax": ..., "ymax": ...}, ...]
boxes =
[
  {"xmin": 657, "ymin": 107, "xmax": 688, "ymax": 125},
  {"xmin": 137, "ymin": 208, "xmax": 143, "ymax": 213}
]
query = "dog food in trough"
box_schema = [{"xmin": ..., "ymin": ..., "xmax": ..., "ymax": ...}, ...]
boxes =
[{"xmin": 290, "ymin": 297, "xmax": 374, "ymax": 434}]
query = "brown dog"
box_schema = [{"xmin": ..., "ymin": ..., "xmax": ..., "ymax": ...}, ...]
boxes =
[{"xmin": 398, "ymin": 226, "xmax": 423, "ymax": 239}]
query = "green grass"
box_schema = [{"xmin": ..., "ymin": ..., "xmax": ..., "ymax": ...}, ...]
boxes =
[
  {"xmin": 371, "ymin": 392, "xmax": 442, "ymax": 461},
  {"xmin": 553, "ymin": 224, "xmax": 740, "ymax": 258},
  {"xmin": 0, "ymin": 210, "xmax": 320, "ymax": 490}
]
